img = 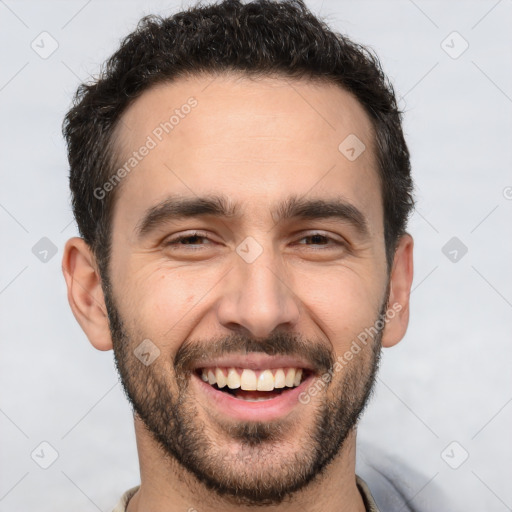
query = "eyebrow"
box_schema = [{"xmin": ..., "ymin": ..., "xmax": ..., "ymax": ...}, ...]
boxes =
[{"xmin": 135, "ymin": 194, "xmax": 370, "ymax": 239}]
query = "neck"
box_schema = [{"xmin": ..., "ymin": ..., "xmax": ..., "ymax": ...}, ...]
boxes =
[{"xmin": 126, "ymin": 415, "xmax": 366, "ymax": 512}]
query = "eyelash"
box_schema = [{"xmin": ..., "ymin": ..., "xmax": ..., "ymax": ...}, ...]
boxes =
[{"xmin": 165, "ymin": 231, "xmax": 345, "ymax": 250}]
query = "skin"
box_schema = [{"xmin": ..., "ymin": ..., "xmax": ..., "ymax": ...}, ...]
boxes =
[{"xmin": 62, "ymin": 73, "xmax": 413, "ymax": 512}]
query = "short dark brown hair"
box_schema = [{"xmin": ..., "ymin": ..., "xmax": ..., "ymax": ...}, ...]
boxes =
[{"xmin": 62, "ymin": 0, "xmax": 414, "ymax": 276}]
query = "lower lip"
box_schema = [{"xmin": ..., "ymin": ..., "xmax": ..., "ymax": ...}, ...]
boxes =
[{"xmin": 193, "ymin": 373, "xmax": 314, "ymax": 422}]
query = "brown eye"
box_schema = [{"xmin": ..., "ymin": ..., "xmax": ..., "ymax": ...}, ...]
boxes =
[
  {"xmin": 296, "ymin": 233, "xmax": 344, "ymax": 248},
  {"xmin": 165, "ymin": 231, "xmax": 213, "ymax": 249}
]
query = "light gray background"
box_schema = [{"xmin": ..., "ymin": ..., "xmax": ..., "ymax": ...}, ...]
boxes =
[{"xmin": 1, "ymin": 1, "xmax": 511, "ymax": 511}]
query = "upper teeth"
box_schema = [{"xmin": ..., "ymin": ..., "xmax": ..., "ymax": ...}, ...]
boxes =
[{"xmin": 200, "ymin": 367, "xmax": 304, "ymax": 391}]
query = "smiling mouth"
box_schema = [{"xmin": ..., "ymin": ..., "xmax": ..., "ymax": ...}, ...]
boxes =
[{"xmin": 195, "ymin": 367, "xmax": 311, "ymax": 401}]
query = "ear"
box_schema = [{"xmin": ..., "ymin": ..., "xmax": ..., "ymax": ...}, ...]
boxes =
[
  {"xmin": 381, "ymin": 233, "xmax": 414, "ymax": 348},
  {"xmin": 62, "ymin": 237, "xmax": 113, "ymax": 351}
]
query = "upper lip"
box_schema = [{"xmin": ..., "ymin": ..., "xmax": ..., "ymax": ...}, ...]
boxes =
[{"xmin": 193, "ymin": 354, "xmax": 316, "ymax": 372}]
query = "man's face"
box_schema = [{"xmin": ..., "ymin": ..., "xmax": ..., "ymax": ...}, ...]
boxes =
[{"xmin": 105, "ymin": 74, "xmax": 390, "ymax": 505}]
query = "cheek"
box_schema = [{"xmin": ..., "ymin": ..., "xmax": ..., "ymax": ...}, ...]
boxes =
[
  {"xmin": 293, "ymin": 265, "xmax": 384, "ymax": 348},
  {"xmin": 121, "ymin": 263, "xmax": 219, "ymax": 346}
]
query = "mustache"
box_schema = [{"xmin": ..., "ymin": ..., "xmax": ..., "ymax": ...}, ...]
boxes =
[{"xmin": 174, "ymin": 331, "xmax": 335, "ymax": 376}]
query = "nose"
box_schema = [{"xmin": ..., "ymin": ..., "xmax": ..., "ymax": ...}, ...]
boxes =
[{"xmin": 216, "ymin": 246, "xmax": 300, "ymax": 339}]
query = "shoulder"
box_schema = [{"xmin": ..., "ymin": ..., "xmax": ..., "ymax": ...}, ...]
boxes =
[
  {"xmin": 356, "ymin": 442, "xmax": 452, "ymax": 512},
  {"xmin": 112, "ymin": 485, "xmax": 140, "ymax": 512}
]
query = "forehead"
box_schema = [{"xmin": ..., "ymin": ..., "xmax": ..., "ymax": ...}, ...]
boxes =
[{"xmin": 110, "ymin": 73, "xmax": 382, "ymax": 237}]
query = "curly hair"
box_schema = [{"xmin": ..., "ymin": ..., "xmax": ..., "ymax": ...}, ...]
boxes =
[{"xmin": 62, "ymin": 0, "xmax": 413, "ymax": 276}]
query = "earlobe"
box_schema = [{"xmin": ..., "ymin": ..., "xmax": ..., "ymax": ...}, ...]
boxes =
[
  {"xmin": 62, "ymin": 237, "xmax": 113, "ymax": 351},
  {"xmin": 381, "ymin": 234, "xmax": 414, "ymax": 348}
]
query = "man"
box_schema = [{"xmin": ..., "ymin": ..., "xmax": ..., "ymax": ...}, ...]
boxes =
[{"xmin": 61, "ymin": 1, "xmax": 415, "ymax": 510}]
